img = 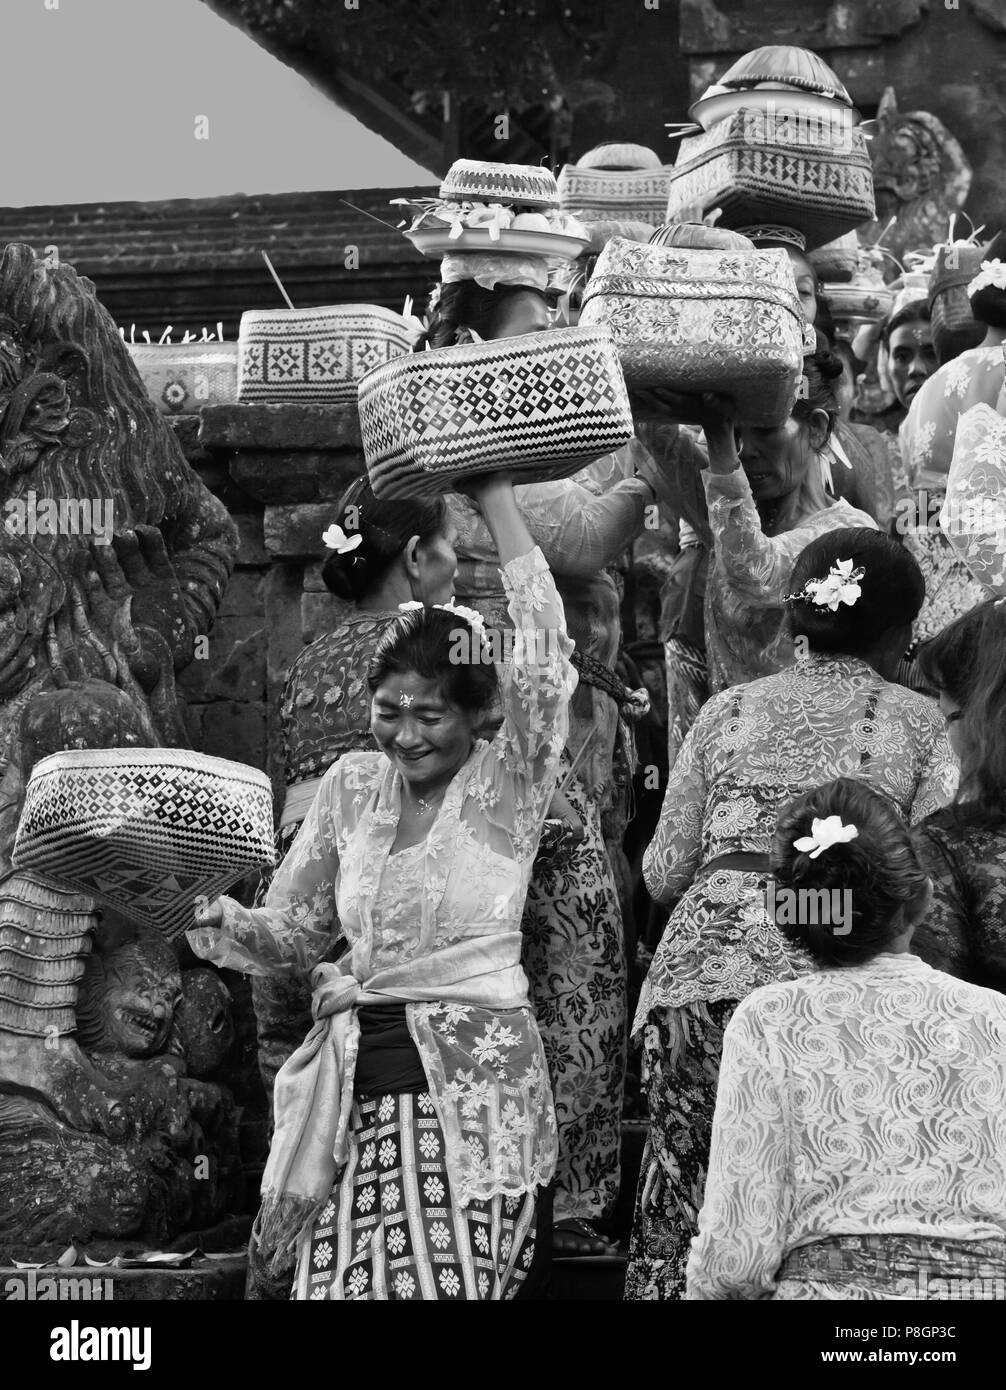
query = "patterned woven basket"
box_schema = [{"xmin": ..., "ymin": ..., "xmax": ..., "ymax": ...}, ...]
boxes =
[
  {"xmin": 439, "ymin": 160, "xmax": 559, "ymax": 209},
  {"xmin": 128, "ymin": 344, "xmax": 239, "ymax": 415},
  {"xmin": 929, "ymin": 244, "xmax": 987, "ymax": 362},
  {"xmin": 666, "ymin": 108, "xmax": 875, "ymax": 252},
  {"xmin": 238, "ymin": 305, "xmax": 414, "ymax": 404},
  {"xmin": 12, "ymin": 748, "xmax": 275, "ymax": 940},
  {"xmin": 358, "ymin": 326, "xmax": 634, "ymax": 499},
  {"xmin": 557, "ymin": 165, "xmax": 673, "ymax": 224},
  {"xmin": 579, "ymin": 237, "xmax": 804, "ymax": 425}
]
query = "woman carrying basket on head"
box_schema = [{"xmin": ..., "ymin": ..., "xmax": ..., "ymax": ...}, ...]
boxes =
[{"xmin": 189, "ymin": 472, "xmax": 577, "ymax": 1301}]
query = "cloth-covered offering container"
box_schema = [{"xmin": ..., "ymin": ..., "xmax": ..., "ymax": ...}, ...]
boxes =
[
  {"xmin": 557, "ymin": 164, "xmax": 673, "ymax": 226},
  {"xmin": 665, "ymin": 107, "xmax": 875, "ymax": 252},
  {"xmin": 13, "ymin": 748, "xmax": 275, "ymax": 939},
  {"xmin": 357, "ymin": 325, "xmax": 634, "ymax": 498},
  {"xmin": 128, "ymin": 343, "xmax": 239, "ymax": 414},
  {"xmin": 939, "ymin": 402, "xmax": 1006, "ymax": 596},
  {"xmin": 578, "ymin": 236, "xmax": 804, "ymax": 425},
  {"xmin": 237, "ymin": 305, "xmax": 415, "ymax": 404}
]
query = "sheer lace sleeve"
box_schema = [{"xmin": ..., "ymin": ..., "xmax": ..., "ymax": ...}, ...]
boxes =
[
  {"xmin": 642, "ymin": 696, "xmax": 718, "ymax": 905},
  {"xmin": 907, "ymin": 727, "xmax": 959, "ymax": 823},
  {"xmin": 686, "ymin": 998, "xmax": 791, "ymax": 1300},
  {"xmin": 512, "ymin": 471, "xmax": 650, "ymax": 577},
  {"xmin": 186, "ymin": 767, "xmax": 341, "ymax": 976},
  {"xmin": 493, "ymin": 546, "xmax": 577, "ymax": 831},
  {"xmin": 705, "ymin": 469, "xmax": 847, "ymax": 604}
]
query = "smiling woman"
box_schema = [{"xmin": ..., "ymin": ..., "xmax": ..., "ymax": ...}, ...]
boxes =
[{"xmin": 188, "ymin": 471, "xmax": 578, "ymax": 1302}]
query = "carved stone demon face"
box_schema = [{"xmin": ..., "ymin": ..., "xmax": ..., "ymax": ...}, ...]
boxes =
[{"xmin": 77, "ymin": 929, "xmax": 182, "ymax": 1058}]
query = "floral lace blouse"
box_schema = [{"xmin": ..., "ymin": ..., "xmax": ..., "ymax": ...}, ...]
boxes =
[
  {"xmin": 189, "ymin": 547, "xmax": 577, "ymax": 1204},
  {"xmin": 702, "ymin": 468, "xmax": 877, "ymax": 691},
  {"xmin": 634, "ymin": 655, "xmax": 958, "ymax": 1027},
  {"xmin": 900, "ymin": 344, "xmax": 1005, "ymax": 490},
  {"xmin": 687, "ymin": 955, "xmax": 1006, "ymax": 1299}
]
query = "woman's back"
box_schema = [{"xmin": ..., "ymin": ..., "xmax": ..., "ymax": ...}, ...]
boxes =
[
  {"xmin": 687, "ymin": 955, "xmax": 1006, "ymax": 1299},
  {"xmin": 646, "ymin": 654, "xmax": 954, "ymax": 880},
  {"xmin": 637, "ymin": 655, "xmax": 956, "ymax": 1016}
]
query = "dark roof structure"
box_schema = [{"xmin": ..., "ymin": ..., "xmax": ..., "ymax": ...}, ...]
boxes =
[{"xmin": 0, "ymin": 187, "xmax": 438, "ymax": 337}]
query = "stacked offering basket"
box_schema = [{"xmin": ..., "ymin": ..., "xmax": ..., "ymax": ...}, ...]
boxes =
[
  {"xmin": 358, "ymin": 325, "xmax": 634, "ymax": 498},
  {"xmin": 579, "ymin": 236, "xmax": 805, "ymax": 425}
]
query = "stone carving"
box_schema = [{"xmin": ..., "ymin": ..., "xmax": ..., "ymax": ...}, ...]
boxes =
[
  {"xmin": 865, "ymin": 88, "xmax": 972, "ymax": 266},
  {"xmin": 0, "ymin": 243, "xmax": 243, "ymax": 1251}
]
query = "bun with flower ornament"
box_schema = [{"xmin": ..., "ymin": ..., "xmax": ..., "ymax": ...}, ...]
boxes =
[{"xmin": 785, "ymin": 558, "xmax": 865, "ymax": 611}]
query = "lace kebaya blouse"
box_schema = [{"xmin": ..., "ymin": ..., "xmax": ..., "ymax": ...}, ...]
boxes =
[
  {"xmin": 686, "ymin": 955, "xmax": 1006, "ymax": 1299},
  {"xmin": 189, "ymin": 547, "xmax": 577, "ymax": 1205},
  {"xmin": 702, "ymin": 468, "xmax": 878, "ymax": 692},
  {"xmin": 635, "ymin": 655, "xmax": 958, "ymax": 1025}
]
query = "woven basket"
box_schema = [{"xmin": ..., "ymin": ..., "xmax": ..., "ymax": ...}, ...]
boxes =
[
  {"xmin": 557, "ymin": 165, "xmax": 673, "ymax": 224},
  {"xmin": 439, "ymin": 160, "xmax": 559, "ymax": 209},
  {"xmin": 128, "ymin": 344, "xmax": 238, "ymax": 415},
  {"xmin": 238, "ymin": 305, "xmax": 414, "ymax": 404},
  {"xmin": 13, "ymin": 748, "xmax": 275, "ymax": 940},
  {"xmin": 666, "ymin": 108, "xmax": 875, "ymax": 252},
  {"xmin": 358, "ymin": 326, "xmax": 634, "ymax": 499},
  {"xmin": 929, "ymin": 244, "xmax": 986, "ymax": 362},
  {"xmin": 579, "ymin": 237, "xmax": 804, "ymax": 425}
]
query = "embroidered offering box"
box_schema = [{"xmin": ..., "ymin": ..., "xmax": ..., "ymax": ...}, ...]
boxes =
[
  {"xmin": 13, "ymin": 748, "xmax": 275, "ymax": 939},
  {"xmin": 665, "ymin": 108, "xmax": 875, "ymax": 252},
  {"xmin": 579, "ymin": 236, "xmax": 805, "ymax": 425},
  {"xmin": 358, "ymin": 325, "xmax": 634, "ymax": 499}
]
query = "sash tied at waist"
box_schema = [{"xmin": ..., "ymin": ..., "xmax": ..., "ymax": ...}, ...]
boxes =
[{"xmin": 255, "ymin": 941, "xmax": 529, "ymax": 1266}]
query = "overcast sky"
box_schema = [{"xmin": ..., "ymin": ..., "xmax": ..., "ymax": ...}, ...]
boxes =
[{"xmin": 3, "ymin": 0, "xmax": 437, "ymax": 206}]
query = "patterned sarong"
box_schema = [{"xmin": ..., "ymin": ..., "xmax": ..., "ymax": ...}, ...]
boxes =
[{"xmin": 297, "ymin": 1091, "xmax": 538, "ymax": 1301}]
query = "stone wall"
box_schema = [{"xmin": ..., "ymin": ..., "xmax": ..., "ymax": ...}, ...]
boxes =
[{"xmin": 169, "ymin": 407, "xmax": 361, "ymax": 809}]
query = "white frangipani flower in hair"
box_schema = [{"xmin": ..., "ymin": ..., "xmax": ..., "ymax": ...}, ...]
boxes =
[
  {"xmin": 794, "ymin": 816, "xmax": 859, "ymax": 859},
  {"xmin": 967, "ymin": 259, "xmax": 1006, "ymax": 298},
  {"xmin": 790, "ymin": 558, "xmax": 866, "ymax": 611},
  {"xmin": 322, "ymin": 523, "xmax": 363, "ymax": 554}
]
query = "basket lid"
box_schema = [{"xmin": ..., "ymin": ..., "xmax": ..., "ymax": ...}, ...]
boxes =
[
  {"xmin": 439, "ymin": 159, "xmax": 559, "ymax": 209},
  {"xmin": 576, "ymin": 142, "xmax": 662, "ymax": 171},
  {"xmin": 716, "ymin": 46, "xmax": 853, "ymax": 104}
]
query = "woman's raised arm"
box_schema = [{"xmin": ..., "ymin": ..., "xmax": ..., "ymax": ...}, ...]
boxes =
[{"xmin": 187, "ymin": 766, "xmax": 342, "ymax": 976}]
